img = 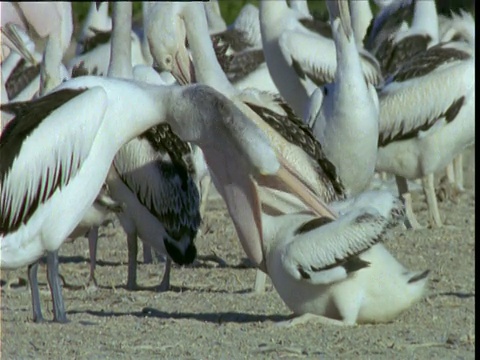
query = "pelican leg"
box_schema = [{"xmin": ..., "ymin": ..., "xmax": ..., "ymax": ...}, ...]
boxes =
[
  {"xmin": 253, "ymin": 269, "xmax": 267, "ymax": 294},
  {"xmin": 151, "ymin": 248, "xmax": 166, "ymax": 264},
  {"xmin": 143, "ymin": 243, "xmax": 153, "ymax": 264},
  {"xmin": 441, "ymin": 159, "xmax": 463, "ymax": 201},
  {"xmin": 453, "ymin": 154, "xmax": 464, "ymax": 192},
  {"xmin": 472, "ymin": 146, "xmax": 475, "ymax": 196},
  {"xmin": 155, "ymin": 257, "xmax": 171, "ymax": 292},
  {"xmin": 196, "ymin": 254, "xmax": 227, "ymax": 267},
  {"xmin": 446, "ymin": 162, "xmax": 455, "ymax": 184},
  {"xmin": 126, "ymin": 232, "xmax": 138, "ymax": 290},
  {"xmin": 46, "ymin": 250, "xmax": 68, "ymax": 323},
  {"xmin": 87, "ymin": 226, "xmax": 99, "ymax": 287},
  {"xmin": 422, "ymin": 174, "xmax": 443, "ymax": 228},
  {"xmin": 143, "ymin": 244, "xmax": 165, "ymax": 264},
  {"xmin": 276, "ymin": 313, "xmax": 348, "ymax": 328},
  {"xmin": 395, "ymin": 176, "xmax": 422, "ymax": 229},
  {"xmin": 199, "ymin": 175, "xmax": 212, "ymax": 218},
  {"xmin": 28, "ymin": 261, "xmax": 44, "ymax": 323}
]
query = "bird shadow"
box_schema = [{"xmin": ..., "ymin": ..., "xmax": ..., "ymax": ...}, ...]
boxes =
[
  {"xmin": 68, "ymin": 307, "xmax": 290, "ymax": 324},
  {"xmin": 0, "ymin": 279, "xmax": 258, "ymax": 296},
  {"xmin": 434, "ymin": 291, "xmax": 475, "ymax": 299},
  {"xmin": 57, "ymin": 255, "xmax": 255, "ymax": 270},
  {"xmin": 58, "ymin": 255, "xmax": 123, "ymax": 267},
  {"xmin": 90, "ymin": 283, "xmax": 258, "ymax": 295}
]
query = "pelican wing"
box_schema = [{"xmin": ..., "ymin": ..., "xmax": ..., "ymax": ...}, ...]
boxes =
[
  {"xmin": 5, "ymin": 59, "xmax": 41, "ymax": 100},
  {"xmin": 0, "ymin": 87, "xmax": 108, "ymax": 234},
  {"xmin": 378, "ymin": 44, "xmax": 473, "ymax": 147},
  {"xmin": 298, "ymin": 18, "xmax": 332, "ymax": 39},
  {"xmin": 113, "ymin": 127, "xmax": 201, "ymax": 239},
  {"xmin": 279, "ymin": 30, "xmax": 383, "ymax": 88},
  {"xmin": 376, "ymin": 34, "xmax": 432, "ymax": 77},
  {"xmin": 241, "ymin": 91, "xmax": 344, "ymax": 200},
  {"xmin": 211, "ymin": 28, "xmax": 252, "ymax": 53},
  {"xmin": 279, "ymin": 30, "xmax": 337, "ymax": 87},
  {"xmin": 282, "ymin": 207, "xmax": 390, "ymax": 285},
  {"xmin": 227, "ymin": 49, "xmax": 265, "ymax": 83},
  {"xmin": 364, "ymin": 0, "xmax": 415, "ymax": 53},
  {"xmin": 80, "ymin": 27, "xmax": 112, "ymax": 55}
]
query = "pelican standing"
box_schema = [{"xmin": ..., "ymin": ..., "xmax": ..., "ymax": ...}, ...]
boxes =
[
  {"xmin": 307, "ymin": 0, "xmax": 379, "ymax": 196},
  {"xmin": 438, "ymin": 10, "xmax": 475, "ymax": 193},
  {"xmin": 103, "ymin": 2, "xmax": 201, "ymax": 291},
  {"xmin": 259, "ymin": 0, "xmax": 382, "ymax": 119},
  {"xmin": 375, "ymin": 39, "xmax": 474, "ymax": 228}
]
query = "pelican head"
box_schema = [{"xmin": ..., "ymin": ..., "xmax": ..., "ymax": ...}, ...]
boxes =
[
  {"xmin": 146, "ymin": 3, "xmax": 195, "ymax": 85},
  {"xmin": 170, "ymin": 84, "xmax": 280, "ymax": 176}
]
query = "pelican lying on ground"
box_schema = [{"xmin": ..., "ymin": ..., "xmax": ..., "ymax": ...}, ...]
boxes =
[{"xmin": 147, "ymin": 0, "xmax": 428, "ymax": 324}]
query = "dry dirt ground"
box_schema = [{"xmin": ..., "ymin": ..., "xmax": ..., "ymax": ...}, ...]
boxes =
[{"xmin": 1, "ymin": 178, "xmax": 475, "ymax": 359}]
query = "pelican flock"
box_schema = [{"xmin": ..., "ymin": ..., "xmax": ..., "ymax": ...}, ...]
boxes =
[{"xmin": 0, "ymin": 0, "xmax": 475, "ymax": 331}]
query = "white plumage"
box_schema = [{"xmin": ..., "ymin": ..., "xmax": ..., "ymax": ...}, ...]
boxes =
[
  {"xmin": 0, "ymin": 74, "xmax": 235, "ymax": 322},
  {"xmin": 376, "ymin": 40, "xmax": 474, "ymax": 228},
  {"xmin": 260, "ymin": 0, "xmax": 382, "ymax": 119},
  {"xmin": 263, "ymin": 191, "xmax": 428, "ymax": 325},
  {"xmin": 308, "ymin": 0, "xmax": 379, "ymax": 196}
]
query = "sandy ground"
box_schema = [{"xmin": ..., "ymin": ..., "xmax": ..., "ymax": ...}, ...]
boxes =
[{"xmin": 1, "ymin": 176, "xmax": 475, "ymax": 359}]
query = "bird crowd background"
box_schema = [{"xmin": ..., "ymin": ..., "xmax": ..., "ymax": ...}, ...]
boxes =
[{"xmin": 71, "ymin": 0, "xmax": 475, "ymax": 34}]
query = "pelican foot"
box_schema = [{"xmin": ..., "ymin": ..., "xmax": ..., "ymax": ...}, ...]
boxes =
[
  {"xmin": 436, "ymin": 176, "xmax": 464, "ymax": 204},
  {"xmin": 85, "ymin": 274, "xmax": 98, "ymax": 290},
  {"xmin": 154, "ymin": 258, "xmax": 171, "ymax": 292},
  {"xmin": 3, "ymin": 277, "xmax": 28, "ymax": 291},
  {"xmin": 126, "ymin": 281, "xmax": 138, "ymax": 291},
  {"xmin": 196, "ymin": 253, "xmax": 227, "ymax": 268},
  {"xmin": 253, "ymin": 270, "xmax": 267, "ymax": 294}
]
